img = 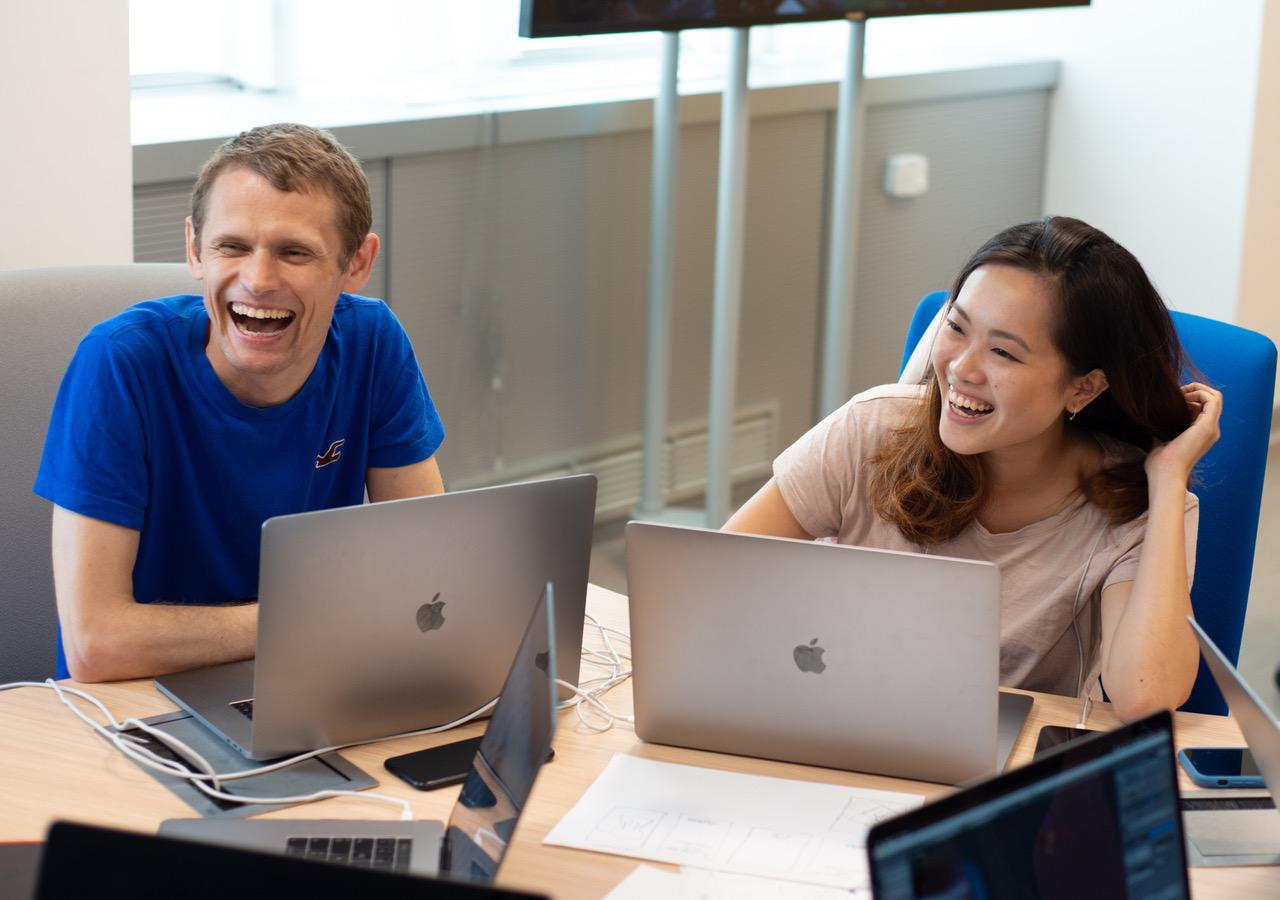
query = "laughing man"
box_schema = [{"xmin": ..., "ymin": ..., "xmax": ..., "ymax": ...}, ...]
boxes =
[{"xmin": 35, "ymin": 124, "xmax": 445, "ymax": 682}]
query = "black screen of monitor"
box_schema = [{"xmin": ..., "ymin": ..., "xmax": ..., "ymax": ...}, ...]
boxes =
[
  {"xmin": 867, "ymin": 712, "xmax": 1188, "ymax": 900},
  {"xmin": 520, "ymin": 1, "xmax": 1090, "ymax": 38}
]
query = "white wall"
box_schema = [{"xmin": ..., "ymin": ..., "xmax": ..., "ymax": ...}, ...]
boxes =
[
  {"xmin": 1039, "ymin": 0, "xmax": 1264, "ymax": 324},
  {"xmin": 1238, "ymin": 1, "xmax": 1280, "ymax": 345},
  {"xmin": 0, "ymin": 1, "xmax": 132, "ymax": 271},
  {"xmin": 872, "ymin": 0, "xmax": 1269, "ymax": 325}
]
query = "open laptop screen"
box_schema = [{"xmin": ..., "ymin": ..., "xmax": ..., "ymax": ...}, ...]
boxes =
[
  {"xmin": 867, "ymin": 711, "xmax": 1188, "ymax": 899},
  {"xmin": 442, "ymin": 583, "xmax": 558, "ymax": 882}
]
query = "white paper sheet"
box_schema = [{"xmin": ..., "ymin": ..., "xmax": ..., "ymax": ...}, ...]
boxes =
[
  {"xmin": 545, "ymin": 754, "xmax": 923, "ymax": 889},
  {"xmin": 604, "ymin": 864, "xmax": 867, "ymax": 899}
]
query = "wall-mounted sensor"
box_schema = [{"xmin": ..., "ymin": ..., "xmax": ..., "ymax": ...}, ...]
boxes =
[{"xmin": 884, "ymin": 153, "xmax": 929, "ymax": 198}]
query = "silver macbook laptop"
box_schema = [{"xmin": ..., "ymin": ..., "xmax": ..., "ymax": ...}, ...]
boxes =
[
  {"xmin": 156, "ymin": 474, "xmax": 595, "ymax": 760},
  {"xmin": 625, "ymin": 523, "xmax": 1032, "ymax": 785},
  {"xmin": 160, "ymin": 583, "xmax": 559, "ymax": 883},
  {"xmin": 1183, "ymin": 616, "xmax": 1280, "ymax": 866}
]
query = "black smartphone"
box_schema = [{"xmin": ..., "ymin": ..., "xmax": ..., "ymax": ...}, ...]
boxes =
[
  {"xmin": 384, "ymin": 737, "xmax": 484, "ymax": 791},
  {"xmin": 385, "ymin": 738, "xmax": 556, "ymax": 791},
  {"xmin": 1032, "ymin": 725, "xmax": 1099, "ymax": 759}
]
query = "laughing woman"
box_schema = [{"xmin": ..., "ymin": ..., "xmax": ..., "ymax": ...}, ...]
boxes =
[{"xmin": 725, "ymin": 217, "xmax": 1221, "ymax": 720}]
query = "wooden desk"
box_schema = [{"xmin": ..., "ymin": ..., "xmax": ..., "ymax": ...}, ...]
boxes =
[{"xmin": 1, "ymin": 585, "xmax": 1277, "ymax": 898}]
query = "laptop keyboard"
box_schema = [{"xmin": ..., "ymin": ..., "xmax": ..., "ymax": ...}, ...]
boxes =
[
  {"xmin": 285, "ymin": 836, "xmax": 412, "ymax": 872},
  {"xmin": 1181, "ymin": 796, "xmax": 1276, "ymax": 811},
  {"xmin": 230, "ymin": 699, "xmax": 254, "ymax": 720}
]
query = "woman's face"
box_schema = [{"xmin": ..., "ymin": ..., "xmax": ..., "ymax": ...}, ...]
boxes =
[{"xmin": 930, "ymin": 264, "xmax": 1088, "ymax": 459}]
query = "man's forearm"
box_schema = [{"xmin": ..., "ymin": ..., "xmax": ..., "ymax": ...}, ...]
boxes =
[
  {"xmin": 64, "ymin": 599, "xmax": 258, "ymax": 683},
  {"xmin": 53, "ymin": 506, "xmax": 259, "ymax": 683}
]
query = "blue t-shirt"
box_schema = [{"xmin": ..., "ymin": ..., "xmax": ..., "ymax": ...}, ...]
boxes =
[{"xmin": 35, "ymin": 293, "xmax": 444, "ymax": 668}]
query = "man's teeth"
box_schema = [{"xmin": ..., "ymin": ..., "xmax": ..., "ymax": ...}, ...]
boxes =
[
  {"xmin": 948, "ymin": 388, "xmax": 993, "ymax": 413},
  {"xmin": 230, "ymin": 302, "xmax": 293, "ymax": 320}
]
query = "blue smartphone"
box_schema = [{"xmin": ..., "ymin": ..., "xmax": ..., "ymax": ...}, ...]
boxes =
[{"xmin": 1177, "ymin": 747, "xmax": 1265, "ymax": 788}]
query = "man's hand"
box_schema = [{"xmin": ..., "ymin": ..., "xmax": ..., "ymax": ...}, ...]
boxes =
[{"xmin": 51, "ymin": 506, "xmax": 257, "ymax": 682}]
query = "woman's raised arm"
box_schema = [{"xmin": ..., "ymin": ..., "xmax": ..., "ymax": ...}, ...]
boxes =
[{"xmin": 1099, "ymin": 382, "xmax": 1223, "ymax": 720}]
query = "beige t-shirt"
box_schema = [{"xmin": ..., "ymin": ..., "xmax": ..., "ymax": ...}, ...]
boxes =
[{"xmin": 773, "ymin": 383, "xmax": 1199, "ymax": 698}]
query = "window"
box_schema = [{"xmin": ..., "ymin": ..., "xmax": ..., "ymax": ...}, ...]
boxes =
[
  {"xmin": 129, "ymin": 0, "xmax": 856, "ymax": 102},
  {"xmin": 130, "ymin": 0, "xmax": 1078, "ymax": 132}
]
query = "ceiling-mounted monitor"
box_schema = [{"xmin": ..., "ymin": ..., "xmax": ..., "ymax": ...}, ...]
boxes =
[{"xmin": 520, "ymin": 1, "xmax": 1090, "ymax": 39}]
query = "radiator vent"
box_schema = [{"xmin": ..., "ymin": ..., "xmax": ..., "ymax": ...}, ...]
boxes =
[
  {"xmin": 670, "ymin": 413, "xmax": 775, "ymax": 497},
  {"xmin": 590, "ymin": 448, "xmax": 646, "ymax": 515}
]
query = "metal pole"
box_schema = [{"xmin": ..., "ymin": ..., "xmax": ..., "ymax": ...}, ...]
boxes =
[
  {"xmin": 705, "ymin": 28, "xmax": 751, "ymax": 527},
  {"xmin": 636, "ymin": 31, "xmax": 681, "ymax": 519},
  {"xmin": 819, "ymin": 16, "xmax": 867, "ymax": 417}
]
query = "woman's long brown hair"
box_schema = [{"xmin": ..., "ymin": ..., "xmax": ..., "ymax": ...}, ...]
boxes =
[{"xmin": 867, "ymin": 217, "xmax": 1193, "ymax": 545}]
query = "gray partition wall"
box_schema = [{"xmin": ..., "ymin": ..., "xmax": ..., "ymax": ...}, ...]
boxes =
[
  {"xmin": 132, "ymin": 67, "xmax": 1052, "ymax": 516},
  {"xmin": 386, "ymin": 111, "xmax": 827, "ymax": 497},
  {"xmin": 0, "ymin": 264, "xmax": 196, "ymax": 683},
  {"xmin": 851, "ymin": 88, "xmax": 1050, "ymax": 392}
]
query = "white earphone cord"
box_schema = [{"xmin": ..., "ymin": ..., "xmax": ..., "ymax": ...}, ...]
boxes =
[
  {"xmin": 0, "ymin": 615, "xmax": 632, "ymax": 817},
  {"xmin": 556, "ymin": 613, "xmax": 633, "ymax": 732},
  {"xmin": 1071, "ymin": 526, "xmax": 1107, "ymax": 727}
]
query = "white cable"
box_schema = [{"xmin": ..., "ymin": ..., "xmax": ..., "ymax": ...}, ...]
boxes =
[
  {"xmin": 557, "ymin": 677, "xmax": 634, "ymax": 732},
  {"xmin": 554, "ymin": 614, "xmax": 634, "ymax": 732},
  {"xmin": 1062, "ymin": 525, "xmax": 1108, "ymax": 731},
  {"xmin": 0, "ymin": 678, "xmax": 492, "ymax": 818},
  {"xmin": 1071, "ymin": 526, "xmax": 1108, "ymax": 701},
  {"xmin": 1074, "ymin": 694, "xmax": 1093, "ymax": 730},
  {"xmin": 166, "ymin": 698, "xmax": 499, "ymax": 784},
  {"xmin": 0, "ymin": 619, "xmax": 635, "ymax": 814},
  {"xmin": 8, "ymin": 680, "xmax": 415, "ymax": 817}
]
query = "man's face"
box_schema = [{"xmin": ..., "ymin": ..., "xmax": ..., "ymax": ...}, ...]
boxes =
[{"xmin": 186, "ymin": 167, "xmax": 374, "ymax": 407}]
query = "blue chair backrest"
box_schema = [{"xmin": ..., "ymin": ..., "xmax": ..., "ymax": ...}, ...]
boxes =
[{"xmin": 898, "ymin": 292, "xmax": 1276, "ymax": 715}]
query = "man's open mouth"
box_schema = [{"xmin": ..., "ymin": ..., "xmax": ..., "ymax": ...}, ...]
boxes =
[
  {"xmin": 229, "ymin": 301, "xmax": 295, "ymax": 336},
  {"xmin": 947, "ymin": 387, "xmax": 994, "ymax": 419}
]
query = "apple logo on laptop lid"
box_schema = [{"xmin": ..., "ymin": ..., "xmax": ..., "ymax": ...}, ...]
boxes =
[
  {"xmin": 794, "ymin": 638, "xmax": 826, "ymax": 674},
  {"xmin": 416, "ymin": 593, "xmax": 446, "ymax": 633}
]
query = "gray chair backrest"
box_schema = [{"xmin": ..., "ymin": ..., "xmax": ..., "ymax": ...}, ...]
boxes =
[{"xmin": 0, "ymin": 264, "xmax": 196, "ymax": 682}]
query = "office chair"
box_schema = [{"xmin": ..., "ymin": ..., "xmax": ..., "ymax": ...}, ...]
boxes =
[
  {"xmin": 897, "ymin": 291, "xmax": 1276, "ymax": 716},
  {"xmin": 0, "ymin": 264, "xmax": 196, "ymax": 683}
]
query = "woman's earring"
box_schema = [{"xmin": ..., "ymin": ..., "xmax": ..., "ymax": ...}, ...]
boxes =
[{"xmin": 1068, "ymin": 408, "xmax": 1077, "ymax": 421}]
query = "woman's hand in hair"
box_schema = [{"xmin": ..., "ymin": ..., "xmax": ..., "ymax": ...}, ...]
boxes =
[{"xmin": 1143, "ymin": 382, "xmax": 1223, "ymax": 484}]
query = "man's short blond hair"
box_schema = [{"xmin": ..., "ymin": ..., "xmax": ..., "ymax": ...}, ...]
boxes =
[{"xmin": 190, "ymin": 123, "xmax": 372, "ymax": 267}]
